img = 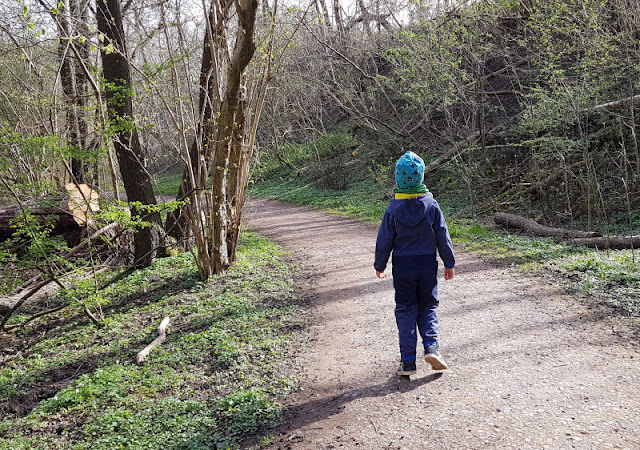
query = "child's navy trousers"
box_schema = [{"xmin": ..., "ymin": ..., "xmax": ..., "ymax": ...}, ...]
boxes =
[{"xmin": 392, "ymin": 254, "xmax": 439, "ymax": 361}]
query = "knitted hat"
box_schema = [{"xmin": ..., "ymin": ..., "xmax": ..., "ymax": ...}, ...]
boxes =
[{"xmin": 395, "ymin": 151, "xmax": 425, "ymax": 188}]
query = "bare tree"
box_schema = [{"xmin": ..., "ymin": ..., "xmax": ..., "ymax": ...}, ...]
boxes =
[
  {"xmin": 96, "ymin": 0, "xmax": 163, "ymax": 267},
  {"xmin": 169, "ymin": 0, "xmax": 260, "ymax": 277},
  {"xmin": 164, "ymin": 0, "xmax": 308, "ymax": 277}
]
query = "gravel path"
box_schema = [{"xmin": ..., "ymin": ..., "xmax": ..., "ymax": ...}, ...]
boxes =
[{"xmin": 246, "ymin": 198, "xmax": 640, "ymax": 449}]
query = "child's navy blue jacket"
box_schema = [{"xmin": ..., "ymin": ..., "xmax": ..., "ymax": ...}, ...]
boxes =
[{"xmin": 374, "ymin": 193, "xmax": 455, "ymax": 272}]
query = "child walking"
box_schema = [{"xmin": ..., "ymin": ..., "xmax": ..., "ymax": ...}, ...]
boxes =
[{"xmin": 374, "ymin": 151, "xmax": 455, "ymax": 376}]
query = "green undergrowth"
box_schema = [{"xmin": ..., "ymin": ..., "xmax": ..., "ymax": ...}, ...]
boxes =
[
  {"xmin": 251, "ymin": 177, "xmax": 388, "ymax": 221},
  {"xmin": 251, "ymin": 175, "xmax": 640, "ymax": 320},
  {"xmin": 0, "ymin": 232, "xmax": 306, "ymax": 449},
  {"xmin": 153, "ymin": 171, "xmax": 182, "ymax": 196}
]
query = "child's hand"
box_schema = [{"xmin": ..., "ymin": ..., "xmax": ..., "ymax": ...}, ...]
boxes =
[
  {"xmin": 376, "ymin": 270, "xmax": 388, "ymax": 279},
  {"xmin": 444, "ymin": 267, "xmax": 455, "ymax": 280}
]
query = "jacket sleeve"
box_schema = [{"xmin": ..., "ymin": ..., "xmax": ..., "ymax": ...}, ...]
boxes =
[
  {"xmin": 432, "ymin": 202, "xmax": 455, "ymax": 269},
  {"xmin": 374, "ymin": 210, "xmax": 395, "ymax": 272}
]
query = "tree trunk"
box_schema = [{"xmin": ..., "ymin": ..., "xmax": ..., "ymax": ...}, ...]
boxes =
[
  {"xmin": 210, "ymin": 0, "xmax": 257, "ymax": 274},
  {"xmin": 226, "ymin": 100, "xmax": 247, "ymax": 264},
  {"xmin": 56, "ymin": 0, "xmax": 85, "ymax": 183},
  {"xmin": 0, "ymin": 183, "xmax": 100, "ymax": 246},
  {"xmin": 569, "ymin": 236, "xmax": 640, "ymax": 249},
  {"xmin": 50, "ymin": 0, "xmax": 92, "ymax": 184},
  {"xmin": 164, "ymin": 0, "xmax": 221, "ymax": 248},
  {"xmin": 71, "ymin": 0, "xmax": 91, "ymax": 183},
  {"xmin": 166, "ymin": 0, "xmax": 258, "ymax": 277},
  {"xmin": 164, "ymin": 0, "xmax": 230, "ymax": 248},
  {"xmin": 0, "ymin": 202, "xmax": 81, "ymax": 244},
  {"xmin": 494, "ymin": 213, "xmax": 604, "ymax": 238},
  {"xmin": 333, "ymin": 0, "xmax": 344, "ymax": 34},
  {"xmin": 96, "ymin": 0, "xmax": 162, "ymax": 267}
]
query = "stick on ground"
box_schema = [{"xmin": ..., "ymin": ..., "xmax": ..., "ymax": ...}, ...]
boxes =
[{"xmin": 136, "ymin": 317, "xmax": 170, "ymax": 365}]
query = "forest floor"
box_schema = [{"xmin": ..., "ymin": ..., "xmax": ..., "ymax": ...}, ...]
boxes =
[{"xmin": 245, "ymin": 198, "xmax": 640, "ymax": 449}]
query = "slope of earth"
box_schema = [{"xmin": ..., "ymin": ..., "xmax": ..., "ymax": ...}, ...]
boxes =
[{"xmin": 245, "ymin": 199, "xmax": 640, "ymax": 449}]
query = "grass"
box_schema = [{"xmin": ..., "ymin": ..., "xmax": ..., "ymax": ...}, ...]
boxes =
[
  {"xmin": 250, "ymin": 159, "xmax": 640, "ymax": 320},
  {"xmin": 153, "ymin": 172, "xmax": 182, "ymax": 196},
  {"xmin": 251, "ymin": 176, "xmax": 388, "ymax": 221},
  {"xmin": 0, "ymin": 232, "xmax": 307, "ymax": 449}
]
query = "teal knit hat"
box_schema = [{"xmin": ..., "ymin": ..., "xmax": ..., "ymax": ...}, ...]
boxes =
[{"xmin": 395, "ymin": 151, "xmax": 425, "ymax": 189}]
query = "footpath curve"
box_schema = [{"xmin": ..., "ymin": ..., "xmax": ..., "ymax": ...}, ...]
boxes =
[{"xmin": 246, "ymin": 198, "xmax": 640, "ymax": 449}]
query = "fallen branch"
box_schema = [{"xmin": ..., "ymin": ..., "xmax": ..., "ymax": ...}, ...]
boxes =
[
  {"xmin": 587, "ymin": 93, "xmax": 640, "ymax": 112},
  {"xmin": 494, "ymin": 213, "xmax": 603, "ymax": 238},
  {"xmin": 77, "ymin": 296, "xmax": 103, "ymax": 327},
  {"xmin": 66, "ymin": 222, "xmax": 121, "ymax": 258},
  {"xmin": 569, "ymin": 236, "xmax": 640, "ymax": 250},
  {"xmin": 136, "ymin": 317, "xmax": 170, "ymax": 365},
  {"xmin": 4, "ymin": 304, "xmax": 68, "ymax": 332},
  {"xmin": 8, "ymin": 224, "xmax": 120, "ymax": 297},
  {"xmin": 1, "ymin": 264, "xmax": 111, "ymax": 323},
  {"xmin": 0, "ymin": 277, "xmax": 55, "ymax": 333}
]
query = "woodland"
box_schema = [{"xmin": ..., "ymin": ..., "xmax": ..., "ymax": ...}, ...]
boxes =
[
  {"xmin": 1, "ymin": 0, "xmax": 640, "ymax": 283},
  {"xmin": 0, "ymin": 0, "xmax": 640, "ymax": 446}
]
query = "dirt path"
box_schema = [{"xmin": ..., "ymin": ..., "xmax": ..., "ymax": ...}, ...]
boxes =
[{"xmin": 246, "ymin": 199, "xmax": 640, "ymax": 449}]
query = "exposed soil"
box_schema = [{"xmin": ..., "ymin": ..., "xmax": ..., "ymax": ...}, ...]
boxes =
[{"xmin": 246, "ymin": 198, "xmax": 640, "ymax": 449}]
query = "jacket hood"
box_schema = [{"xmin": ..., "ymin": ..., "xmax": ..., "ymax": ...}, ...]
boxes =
[{"xmin": 388, "ymin": 193, "xmax": 435, "ymax": 226}]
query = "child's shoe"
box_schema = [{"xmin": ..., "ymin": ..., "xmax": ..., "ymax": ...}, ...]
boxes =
[
  {"xmin": 397, "ymin": 359, "xmax": 417, "ymax": 376},
  {"xmin": 424, "ymin": 343, "xmax": 449, "ymax": 370}
]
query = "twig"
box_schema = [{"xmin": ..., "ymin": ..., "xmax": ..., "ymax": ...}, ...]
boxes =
[
  {"xmin": 76, "ymin": 296, "xmax": 103, "ymax": 327},
  {"xmin": 4, "ymin": 304, "xmax": 68, "ymax": 331},
  {"xmin": 136, "ymin": 317, "xmax": 170, "ymax": 365}
]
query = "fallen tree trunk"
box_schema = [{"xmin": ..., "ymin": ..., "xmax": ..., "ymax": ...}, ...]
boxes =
[
  {"xmin": 569, "ymin": 236, "xmax": 640, "ymax": 250},
  {"xmin": 0, "ymin": 202, "xmax": 81, "ymax": 242},
  {"xmin": 0, "ymin": 277, "xmax": 55, "ymax": 333},
  {"xmin": 0, "ymin": 184, "xmax": 99, "ymax": 244},
  {"xmin": 494, "ymin": 213, "xmax": 603, "ymax": 238}
]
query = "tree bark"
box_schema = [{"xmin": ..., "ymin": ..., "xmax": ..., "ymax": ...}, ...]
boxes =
[
  {"xmin": 164, "ymin": 0, "xmax": 226, "ymax": 248},
  {"xmin": 70, "ymin": 0, "xmax": 91, "ymax": 183},
  {"xmin": 209, "ymin": 0, "xmax": 258, "ymax": 274},
  {"xmin": 167, "ymin": 0, "xmax": 258, "ymax": 277},
  {"xmin": 0, "ymin": 183, "xmax": 102, "ymax": 245},
  {"xmin": 96, "ymin": 0, "xmax": 162, "ymax": 267},
  {"xmin": 333, "ymin": 0, "xmax": 344, "ymax": 34},
  {"xmin": 569, "ymin": 236, "xmax": 640, "ymax": 249},
  {"xmin": 0, "ymin": 202, "xmax": 81, "ymax": 243},
  {"xmin": 46, "ymin": 0, "xmax": 91, "ymax": 184},
  {"xmin": 494, "ymin": 213, "xmax": 603, "ymax": 238}
]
